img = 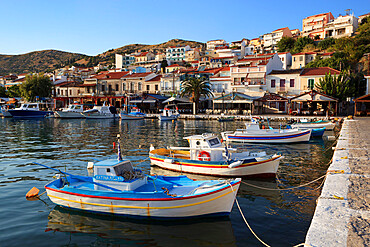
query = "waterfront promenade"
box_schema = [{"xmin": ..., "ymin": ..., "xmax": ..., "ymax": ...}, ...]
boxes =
[{"xmin": 305, "ymin": 117, "xmax": 370, "ymax": 246}]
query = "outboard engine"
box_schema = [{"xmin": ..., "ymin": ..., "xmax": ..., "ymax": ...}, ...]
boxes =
[{"xmin": 109, "ymin": 106, "xmax": 117, "ymax": 114}]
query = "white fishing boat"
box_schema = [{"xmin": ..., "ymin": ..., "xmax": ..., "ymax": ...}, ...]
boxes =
[
  {"xmin": 120, "ymin": 106, "xmax": 145, "ymax": 120},
  {"xmin": 221, "ymin": 120, "xmax": 311, "ymax": 144},
  {"xmin": 149, "ymin": 133, "xmax": 283, "ymax": 177},
  {"xmin": 81, "ymin": 103, "xmax": 119, "ymax": 119},
  {"xmin": 291, "ymin": 119, "xmax": 335, "ymax": 130},
  {"xmin": 54, "ymin": 104, "xmax": 85, "ymax": 119},
  {"xmin": 38, "ymin": 135, "xmax": 241, "ymax": 219},
  {"xmin": 158, "ymin": 107, "xmax": 180, "ymax": 121}
]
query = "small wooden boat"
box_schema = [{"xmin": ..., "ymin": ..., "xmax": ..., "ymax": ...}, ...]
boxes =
[
  {"xmin": 54, "ymin": 104, "xmax": 85, "ymax": 119},
  {"xmin": 120, "ymin": 106, "xmax": 145, "ymax": 120},
  {"xmin": 40, "ymin": 135, "xmax": 241, "ymax": 219},
  {"xmin": 158, "ymin": 107, "xmax": 180, "ymax": 121},
  {"xmin": 149, "ymin": 133, "xmax": 283, "ymax": 177},
  {"xmin": 217, "ymin": 115, "xmax": 235, "ymax": 122},
  {"xmin": 222, "ymin": 120, "xmax": 311, "ymax": 144},
  {"xmin": 287, "ymin": 125, "xmax": 326, "ymax": 138},
  {"xmin": 291, "ymin": 120, "xmax": 335, "ymax": 130}
]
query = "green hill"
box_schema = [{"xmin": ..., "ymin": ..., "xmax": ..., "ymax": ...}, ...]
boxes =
[{"xmin": 0, "ymin": 39, "xmax": 205, "ymax": 75}]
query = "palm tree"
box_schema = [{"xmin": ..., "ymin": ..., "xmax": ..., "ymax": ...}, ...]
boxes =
[
  {"xmin": 316, "ymin": 71, "xmax": 354, "ymax": 101},
  {"xmin": 179, "ymin": 76, "xmax": 213, "ymax": 114}
]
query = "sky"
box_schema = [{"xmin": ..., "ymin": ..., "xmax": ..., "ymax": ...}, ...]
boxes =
[{"xmin": 0, "ymin": 0, "xmax": 368, "ymax": 56}]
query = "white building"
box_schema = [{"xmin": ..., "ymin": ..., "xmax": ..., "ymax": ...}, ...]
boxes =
[
  {"xmin": 262, "ymin": 27, "xmax": 292, "ymax": 53},
  {"xmin": 278, "ymin": 52, "xmax": 292, "ymax": 70},
  {"xmin": 325, "ymin": 14, "xmax": 358, "ymax": 39},
  {"xmin": 266, "ymin": 69, "xmax": 303, "ymax": 96},
  {"xmin": 166, "ymin": 46, "xmax": 191, "ymax": 63},
  {"xmin": 206, "ymin": 39, "xmax": 228, "ymax": 50}
]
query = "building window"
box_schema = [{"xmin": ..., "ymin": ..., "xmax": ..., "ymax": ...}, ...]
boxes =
[
  {"xmin": 122, "ymin": 83, "xmax": 126, "ymax": 91},
  {"xmin": 290, "ymin": 79, "xmax": 295, "ymax": 87},
  {"xmin": 280, "ymin": 79, "xmax": 285, "ymax": 88},
  {"xmin": 69, "ymin": 90, "xmax": 72, "ymax": 95},
  {"xmin": 101, "ymin": 85, "xmax": 105, "ymax": 92},
  {"xmin": 138, "ymin": 82, "xmax": 142, "ymax": 91},
  {"xmin": 155, "ymin": 85, "xmax": 158, "ymax": 91},
  {"xmin": 299, "ymin": 56, "xmax": 303, "ymax": 61},
  {"xmin": 57, "ymin": 89, "xmax": 60, "ymax": 95},
  {"xmin": 308, "ymin": 79, "xmax": 314, "ymax": 89},
  {"xmin": 146, "ymin": 85, "xmax": 150, "ymax": 91},
  {"xmin": 115, "ymin": 84, "xmax": 119, "ymax": 91},
  {"xmin": 271, "ymin": 79, "xmax": 276, "ymax": 88},
  {"xmin": 130, "ymin": 82, "xmax": 135, "ymax": 91}
]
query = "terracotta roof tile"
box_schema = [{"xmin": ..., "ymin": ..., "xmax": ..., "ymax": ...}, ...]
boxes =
[{"xmin": 300, "ymin": 67, "xmax": 341, "ymax": 76}]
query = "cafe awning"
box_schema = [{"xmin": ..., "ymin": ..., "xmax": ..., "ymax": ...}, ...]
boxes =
[
  {"xmin": 213, "ymin": 92, "xmax": 260, "ymax": 104},
  {"xmin": 290, "ymin": 90, "xmax": 338, "ymax": 102}
]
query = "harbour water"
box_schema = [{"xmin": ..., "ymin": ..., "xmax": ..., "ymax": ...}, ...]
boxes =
[{"xmin": 0, "ymin": 118, "xmax": 336, "ymax": 246}]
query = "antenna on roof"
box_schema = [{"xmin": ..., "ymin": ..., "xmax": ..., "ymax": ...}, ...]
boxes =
[{"xmin": 345, "ymin": 9, "xmax": 351, "ymax": 16}]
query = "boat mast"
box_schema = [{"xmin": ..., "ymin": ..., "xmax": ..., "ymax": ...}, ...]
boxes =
[{"xmin": 117, "ymin": 134, "xmax": 122, "ymax": 161}]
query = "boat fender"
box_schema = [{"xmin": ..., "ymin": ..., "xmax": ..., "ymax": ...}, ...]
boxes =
[
  {"xmin": 198, "ymin": 151, "xmax": 211, "ymax": 161},
  {"xmin": 87, "ymin": 162, "xmax": 94, "ymax": 169},
  {"xmin": 228, "ymin": 160, "xmax": 243, "ymax": 168},
  {"xmin": 149, "ymin": 144, "xmax": 155, "ymax": 151}
]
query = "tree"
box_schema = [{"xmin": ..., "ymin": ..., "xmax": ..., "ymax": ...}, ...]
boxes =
[
  {"xmin": 318, "ymin": 38, "xmax": 335, "ymax": 50},
  {"xmin": 20, "ymin": 73, "xmax": 53, "ymax": 101},
  {"xmin": 316, "ymin": 71, "xmax": 355, "ymax": 101},
  {"xmin": 7, "ymin": 85, "xmax": 21, "ymax": 97},
  {"xmin": 0, "ymin": 86, "xmax": 6, "ymax": 97},
  {"xmin": 277, "ymin": 36, "xmax": 296, "ymax": 52},
  {"xmin": 179, "ymin": 76, "xmax": 213, "ymax": 114},
  {"xmin": 291, "ymin": 36, "xmax": 315, "ymax": 54}
]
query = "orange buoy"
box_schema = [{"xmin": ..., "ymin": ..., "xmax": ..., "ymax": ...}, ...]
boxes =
[{"xmin": 26, "ymin": 187, "xmax": 40, "ymax": 198}]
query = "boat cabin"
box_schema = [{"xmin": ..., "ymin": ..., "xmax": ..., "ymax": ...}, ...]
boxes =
[
  {"xmin": 63, "ymin": 104, "xmax": 83, "ymax": 112},
  {"xmin": 184, "ymin": 133, "xmax": 224, "ymax": 161},
  {"xmin": 162, "ymin": 107, "xmax": 179, "ymax": 116},
  {"xmin": 92, "ymin": 159, "xmax": 146, "ymax": 191},
  {"xmin": 16, "ymin": 102, "xmax": 53, "ymax": 111}
]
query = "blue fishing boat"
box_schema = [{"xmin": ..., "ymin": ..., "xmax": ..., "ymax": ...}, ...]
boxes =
[
  {"xmin": 120, "ymin": 105, "xmax": 146, "ymax": 120},
  {"xmin": 8, "ymin": 102, "xmax": 53, "ymax": 118},
  {"xmin": 40, "ymin": 135, "xmax": 241, "ymax": 219},
  {"xmin": 287, "ymin": 125, "xmax": 325, "ymax": 138}
]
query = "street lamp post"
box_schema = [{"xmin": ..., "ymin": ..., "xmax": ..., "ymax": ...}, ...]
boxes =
[{"xmin": 222, "ymin": 89, "xmax": 225, "ymax": 114}]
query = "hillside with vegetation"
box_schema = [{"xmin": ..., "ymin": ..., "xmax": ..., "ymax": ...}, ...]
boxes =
[
  {"xmin": 0, "ymin": 50, "xmax": 87, "ymax": 75},
  {"xmin": 0, "ymin": 39, "xmax": 205, "ymax": 75}
]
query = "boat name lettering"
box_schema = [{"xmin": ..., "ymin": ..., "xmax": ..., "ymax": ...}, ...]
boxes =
[{"xmin": 94, "ymin": 175, "xmax": 124, "ymax": 181}]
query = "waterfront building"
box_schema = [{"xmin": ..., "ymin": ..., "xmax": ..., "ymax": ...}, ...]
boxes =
[
  {"xmin": 262, "ymin": 27, "xmax": 293, "ymax": 53},
  {"xmin": 267, "ymin": 69, "xmax": 303, "ymax": 96},
  {"xmin": 302, "ymin": 12, "xmax": 334, "ymax": 40},
  {"xmin": 209, "ymin": 66, "xmax": 232, "ymax": 95},
  {"xmin": 206, "ymin": 39, "xmax": 228, "ymax": 50},
  {"xmin": 143, "ymin": 74, "xmax": 162, "ymax": 94},
  {"xmin": 325, "ymin": 14, "xmax": 358, "ymax": 39},
  {"xmin": 299, "ymin": 67, "xmax": 340, "ymax": 92},
  {"xmin": 121, "ymin": 72, "xmax": 157, "ymax": 94},
  {"xmin": 160, "ymin": 73, "xmax": 181, "ymax": 94},
  {"xmin": 291, "ymin": 52, "xmax": 317, "ymax": 69},
  {"xmin": 166, "ymin": 45, "xmax": 191, "ymax": 63}
]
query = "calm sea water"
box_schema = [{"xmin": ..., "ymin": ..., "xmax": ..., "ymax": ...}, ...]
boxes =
[{"xmin": 0, "ymin": 118, "xmax": 336, "ymax": 247}]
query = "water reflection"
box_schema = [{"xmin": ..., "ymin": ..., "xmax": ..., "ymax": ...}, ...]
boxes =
[{"xmin": 47, "ymin": 206, "xmax": 236, "ymax": 247}]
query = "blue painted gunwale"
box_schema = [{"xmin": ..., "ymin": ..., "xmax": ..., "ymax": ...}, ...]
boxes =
[{"xmin": 8, "ymin": 109, "xmax": 53, "ymax": 118}]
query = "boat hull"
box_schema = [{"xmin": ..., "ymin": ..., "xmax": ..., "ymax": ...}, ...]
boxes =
[
  {"xmin": 223, "ymin": 129, "xmax": 311, "ymax": 143},
  {"xmin": 82, "ymin": 113, "xmax": 119, "ymax": 119},
  {"xmin": 8, "ymin": 109, "xmax": 53, "ymax": 118},
  {"xmin": 45, "ymin": 179, "xmax": 240, "ymax": 218},
  {"xmin": 292, "ymin": 122, "xmax": 335, "ymax": 130},
  {"xmin": 54, "ymin": 111, "xmax": 85, "ymax": 119},
  {"xmin": 159, "ymin": 115, "xmax": 179, "ymax": 121},
  {"xmin": 149, "ymin": 154, "xmax": 283, "ymax": 177},
  {"xmin": 120, "ymin": 113, "xmax": 145, "ymax": 120}
]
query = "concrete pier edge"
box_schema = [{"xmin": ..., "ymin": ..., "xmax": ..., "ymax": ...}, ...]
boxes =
[{"xmin": 305, "ymin": 118, "xmax": 370, "ymax": 247}]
